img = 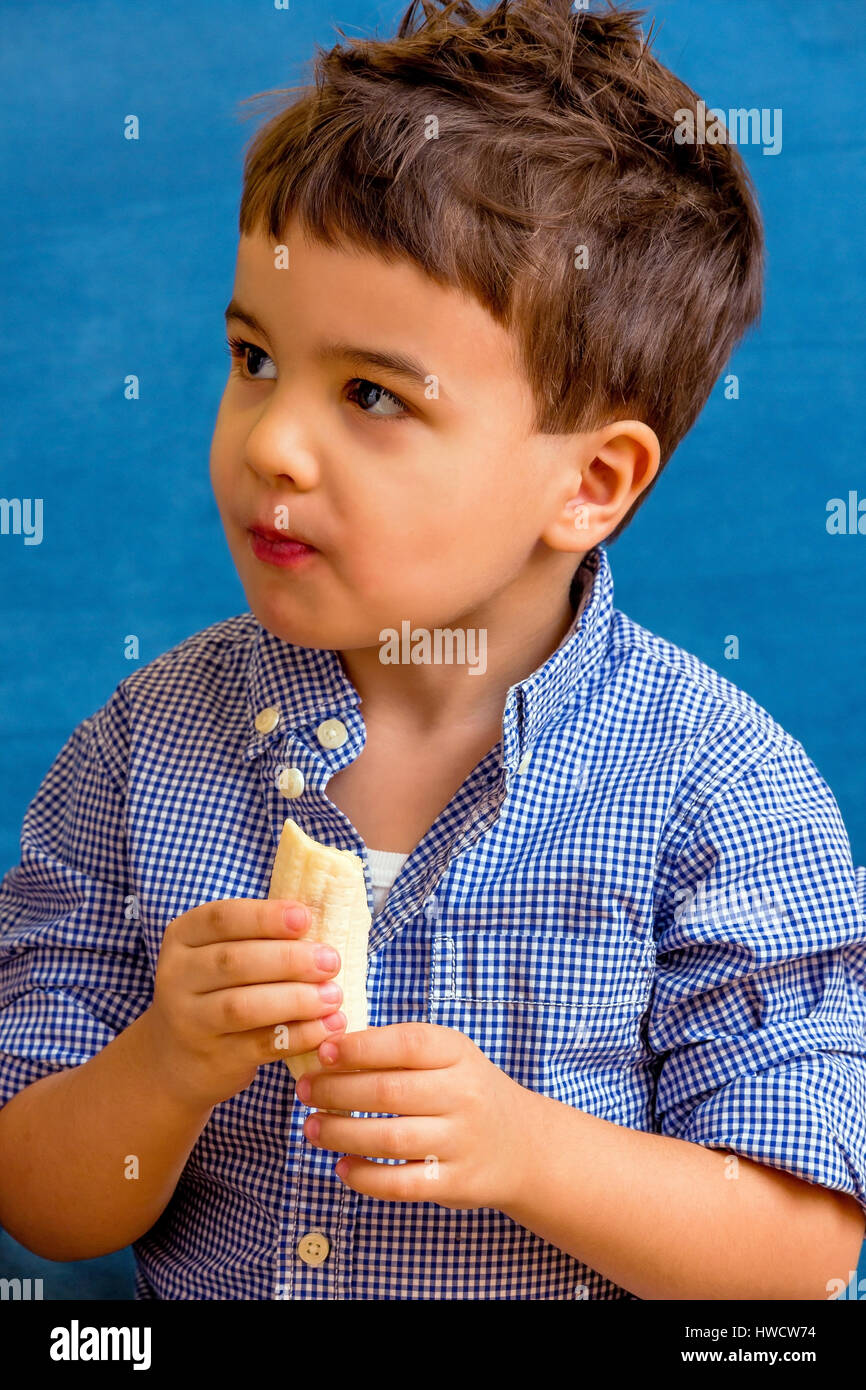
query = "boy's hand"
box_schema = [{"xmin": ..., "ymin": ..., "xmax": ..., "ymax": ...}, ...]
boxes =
[
  {"xmin": 295, "ymin": 1023, "xmax": 533, "ymax": 1212},
  {"xmin": 140, "ymin": 899, "xmax": 347, "ymax": 1111}
]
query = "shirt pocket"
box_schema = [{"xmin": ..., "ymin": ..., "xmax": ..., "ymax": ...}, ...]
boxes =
[{"xmin": 429, "ymin": 930, "xmax": 651, "ymax": 1119}]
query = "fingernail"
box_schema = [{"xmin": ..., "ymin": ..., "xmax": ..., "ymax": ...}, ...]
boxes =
[
  {"xmin": 320, "ymin": 1040, "xmax": 339, "ymax": 1062},
  {"xmin": 315, "ymin": 946, "xmax": 339, "ymax": 970},
  {"xmin": 323, "ymin": 1012, "xmax": 345, "ymax": 1033},
  {"xmin": 283, "ymin": 905, "xmax": 308, "ymax": 929}
]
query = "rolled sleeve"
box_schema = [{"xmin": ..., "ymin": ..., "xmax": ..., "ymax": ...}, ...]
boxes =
[
  {"xmin": 649, "ymin": 736, "xmax": 866, "ymax": 1221},
  {"xmin": 0, "ymin": 697, "xmax": 153, "ymax": 1110}
]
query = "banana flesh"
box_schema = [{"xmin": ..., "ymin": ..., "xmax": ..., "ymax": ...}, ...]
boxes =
[{"xmin": 267, "ymin": 817, "xmax": 371, "ymax": 1090}]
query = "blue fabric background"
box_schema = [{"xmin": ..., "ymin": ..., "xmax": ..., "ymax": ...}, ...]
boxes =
[{"xmin": 1, "ymin": 0, "xmax": 863, "ymax": 1299}]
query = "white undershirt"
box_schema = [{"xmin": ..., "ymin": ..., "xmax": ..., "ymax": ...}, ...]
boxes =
[{"xmin": 366, "ymin": 847, "xmax": 410, "ymax": 914}]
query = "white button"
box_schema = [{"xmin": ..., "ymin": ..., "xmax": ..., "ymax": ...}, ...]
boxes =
[
  {"xmin": 297, "ymin": 1231, "xmax": 330, "ymax": 1267},
  {"xmin": 517, "ymin": 750, "xmax": 532, "ymax": 774},
  {"xmin": 276, "ymin": 767, "xmax": 305, "ymax": 798},
  {"xmin": 316, "ymin": 718, "xmax": 348, "ymax": 749},
  {"xmin": 255, "ymin": 707, "xmax": 281, "ymax": 734}
]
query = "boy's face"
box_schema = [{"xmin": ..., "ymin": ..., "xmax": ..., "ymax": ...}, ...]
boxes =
[{"xmin": 210, "ymin": 219, "xmax": 586, "ymax": 651}]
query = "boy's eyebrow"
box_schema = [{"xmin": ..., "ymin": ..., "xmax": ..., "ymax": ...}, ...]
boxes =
[
  {"xmin": 224, "ymin": 299, "xmax": 434, "ymax": 390},
  {"xmin": 224, "ymin": 300, "xmax": 269, "ymax": 337}
]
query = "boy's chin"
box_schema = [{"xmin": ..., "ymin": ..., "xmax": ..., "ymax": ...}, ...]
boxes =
[
  {"xmin": 244, "ymin": 596, "xmax": 342, "ymax": 651},
  {"xmin": 248, "ymin": 602, "xmax": 321, "ymax": 647}
]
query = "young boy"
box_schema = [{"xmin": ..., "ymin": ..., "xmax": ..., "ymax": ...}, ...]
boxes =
[{"xmin": 1, "ymin": 0, "xmax": 864, "ymax": 1301}]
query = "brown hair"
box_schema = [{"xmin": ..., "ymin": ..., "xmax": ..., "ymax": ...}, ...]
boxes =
[{"xmin": 237, "ymin": 0, "xmax": 764, "ymax": 543}]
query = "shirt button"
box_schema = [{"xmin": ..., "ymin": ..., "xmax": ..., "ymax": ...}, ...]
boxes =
[
  {"xmin": 276, "ymin": 767, "xmax": 305, "ymax": 798},
  {"xmin": 517, "ymin": 750, "xmax": 532, "ymax": 774},
  {"xmin": 297, "ymin": 1231, "xmax": 330, "ymax": 1266},
  {"xmin": 255, "ymin": 707, "xmax": 281, "ymax": 734},
  {"xmin": 316, "ymin": 718, "xmax": 348, "ymax": 749}
]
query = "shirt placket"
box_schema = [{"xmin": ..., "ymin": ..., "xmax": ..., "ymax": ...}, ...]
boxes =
[
  {"xmin": 251, "ymin": 696, "xmax": 514, "ymax": 1299},
  {"xmin": 248, "ymin": 704, "xmax": 371, "ymax": 1298}
]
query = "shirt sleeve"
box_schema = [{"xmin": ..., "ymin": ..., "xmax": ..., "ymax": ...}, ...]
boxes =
[
  {"xmin": 649, "ymin": 734, "xmax": 866, "ymax": 1222},
  {"xmin": 0, "ymin": 693, "xmax": 154, "ymax": 1110}
]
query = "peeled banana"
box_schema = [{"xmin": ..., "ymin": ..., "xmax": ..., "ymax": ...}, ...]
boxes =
[{"xmin": 267, "ymin": 817, "xmax": 371, "ymax": 1086}]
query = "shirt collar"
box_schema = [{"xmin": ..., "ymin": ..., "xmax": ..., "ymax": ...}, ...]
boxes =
[
  {"xmin": 244, "ymin": 542, "xmax": 614, "ymax": 771},
  {"xmin": 504, "ymin": 541, "xmax": 613, "ymax": 769}
]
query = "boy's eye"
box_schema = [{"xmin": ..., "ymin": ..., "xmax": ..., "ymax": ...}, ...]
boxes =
[
  {"xmin": 225, "ymin": 335, "xmax": 277, "ymax": 381},
  {"xmin": 344, "ymin": 379, "xmax": 408, "ymax": 419},
  {"xmin": 224, "ymin": 335, "xmax": 410, "ymax": 420}
]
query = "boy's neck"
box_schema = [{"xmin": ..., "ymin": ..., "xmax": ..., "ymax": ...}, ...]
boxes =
[{"xmin": 336, "ymin": 562, "xmax": 582, "ymax": 739}]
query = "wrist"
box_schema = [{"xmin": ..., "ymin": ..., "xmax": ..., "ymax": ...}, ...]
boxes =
[
  {"xmin": 129, "ymin": 1008, "xmax": 215, "ymax": 1121},
  {"xmin": 498, "ymin": 1082, "xmax": 570, "ymax": 1222},
  {"xmin": 497, "ymin": 1079, "xmax": 554, "ymax": 1217}
]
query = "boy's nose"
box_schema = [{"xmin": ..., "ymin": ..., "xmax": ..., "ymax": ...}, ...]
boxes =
[{"xmin": 243, "ymin": 416, "xmax": 320, "ymax": 490}]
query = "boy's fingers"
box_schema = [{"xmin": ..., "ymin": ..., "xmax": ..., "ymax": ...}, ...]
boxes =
[
  {"xmin": 177, "ymin": 898, "xmax": 311, "ymax": 947},
  {"xmin": 244, "ymin": 1016, "xmax": 350, "ymax": 1065},
  {"xmin": 194, "ymin": 938, "xmax": 341, "ymax": 992},
  {"xmin": 199, "ymin": 982, "xmax": 345, "ymax": 1037}
]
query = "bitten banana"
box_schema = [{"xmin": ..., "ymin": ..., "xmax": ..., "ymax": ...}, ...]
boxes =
[{"xmin": 267, "ymin": 817, "xmax": 371, "ymax": 1085}]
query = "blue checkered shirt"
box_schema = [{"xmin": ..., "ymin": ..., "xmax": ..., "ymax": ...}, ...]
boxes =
[{"xmin": 1, "ymin": 543, "xmax": 865, "ymax": 1299}]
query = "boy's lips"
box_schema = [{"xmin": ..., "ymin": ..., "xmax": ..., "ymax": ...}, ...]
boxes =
[
  {"xmin": 247, "ymin": 523, "xmax": 318, "ymax": 569},
  {"xmin": 248, "ymin": 522, "xmax": 317, "ymax": 549}
]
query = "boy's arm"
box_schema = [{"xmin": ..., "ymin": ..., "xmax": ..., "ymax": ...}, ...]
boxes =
[
  {"xmin": 0, "ymin": 703, "xmax": 206, "ymax": 1260},
  {"xmin": 501, "ymin": 1087, "xmax": 864, "ymax": 1301},
  {"xmin": 502, "ymin": 735, "xmax": 866, "ymax": 1299},
  {"xmin": 0, "ymin": 1008, "xmax": 213, "ymax": 1261}
]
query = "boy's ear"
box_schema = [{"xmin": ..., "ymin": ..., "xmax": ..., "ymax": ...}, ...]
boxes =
[{"xmin": 542, "ymin": 421, "xmax": 660, "ymax": 553}]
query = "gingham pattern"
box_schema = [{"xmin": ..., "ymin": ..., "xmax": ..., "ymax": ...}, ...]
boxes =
[{"xmin": 1, "ymin": 542, "xmax": 865, "ymax": 1300}]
